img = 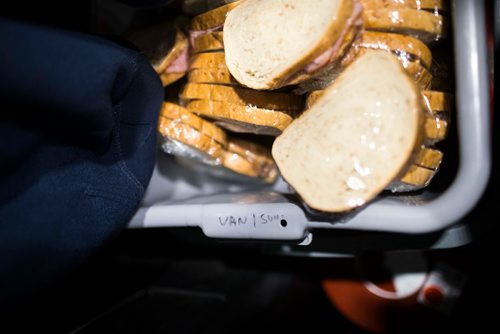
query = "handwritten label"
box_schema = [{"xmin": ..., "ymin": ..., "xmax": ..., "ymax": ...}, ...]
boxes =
[{"xmin": 218, "ymin": 213, "xmax": 286, "ymax": 228}]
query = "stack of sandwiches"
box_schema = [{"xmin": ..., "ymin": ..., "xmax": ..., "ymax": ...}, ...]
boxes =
[{"xmin": 145, "ymin": 0, "xmax": 453, "ymax": 213}]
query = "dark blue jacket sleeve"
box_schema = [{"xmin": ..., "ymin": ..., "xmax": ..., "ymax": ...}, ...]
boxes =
[{"xmin": 0, "ymin": 19, "xmax": 163, "ymax": 312}]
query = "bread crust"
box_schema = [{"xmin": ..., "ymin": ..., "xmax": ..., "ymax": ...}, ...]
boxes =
[
  {"xmin": 180, "ymin": 83, "xmax": 303, "ymax": 111},
  {"xmin": 190, "ymin": 1, "xmax": 241, "ymax": 31},
  {"xmin": 363, "ymin": 8, "xmax": 447, "ymax": 44},
  {"xmin": 360, "ymin": 31, "xmax": 433, "ymax": 69},
  {"xmin": 160, "ymin": 102, "xmax": 227, "ymax": 146},
  {"xmin": 222, "ymin": 138, "xmax": 278, "ymax": 183},
  {"xmin": 192, "ymin": 31, "xmax": 225, "ymax": 53},
  {"xmin": 188, "ymin": 67, "xmax": 240, "ymax": 85},
  {"xmin": 185, "ymin": 99, "xmax": 295, "ymax": 135},
  {"xmin": 360, "ymin": 0, "xmax": 447, "ymax": 11},
  {"xmin": 158, "ymin": 117, "xmax": 225, "ymax": 158},
  {"xmin": 190, "ymin": 52, "xmax": 227, "ymax": 69}
]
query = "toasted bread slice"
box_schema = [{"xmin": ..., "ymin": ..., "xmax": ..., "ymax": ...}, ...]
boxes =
[
  {"xmin": 180, "ymin": 83, "xmax": 303, "ymax": 111},
  {"xmin": 422, "ymin": 90, "xmax": 453, "ymax": 113},
  {"xmin": 158, "ymin": 117, "xmax": 224, "ymax": 159},
  {"xmin": 159, "ymin": 72, "xmax": 187, "ymax": 87},
  {"xmin": 188, "ymin": 68, "xmax": 239, "ymax": 85},
  {"xmin": 360, "ymin": 31, "xmax": 433, "ymax": 69},
  {"xmin": 360, "ymin": 0, "xmax": 447, "ymax": 12},
  {"xmin": 273, "ymin": 51, "xmax": 423, "ymax": 212},
  {"xmin": 412, "ymin": 147, "xmax": 443, "ymax": 169},
  {"xmin": 400, "ymin": 165, "xmax": 436, "ymax": 187},
  {"xmin": 424, "ymin": 118, "xmax": 448, "ymax": 142},
  {"xmin": 160, "ymin": 102, "xmax": 227, "ymax": 145},
  {"xmin": 190, "ymin": 52, "xmax": 227, "ymax": 69},
  {"xmin": 192, "ymin": 31, "xmax": 225, "ymax": 53},
  {"xmin": 392, "ymin": 147, "xmax": 442, "ymax": 191},
  {"xmin": 190, "ymin": 1, "xmax": 241, "ymax": 31},
  {"xmin": 222, "ymin": 138, "xmax": 278, "ymax": 183},
  {"xmin": 363, "ymin": 9, "xmax": 447, "ymax": 44},
  {"xmin": 185, "ymin": 100, "xmax": 295, "ymax": 136},
  {"xmin": 224, "ymin": 0, "xmax": 359, "ymax": 89}
]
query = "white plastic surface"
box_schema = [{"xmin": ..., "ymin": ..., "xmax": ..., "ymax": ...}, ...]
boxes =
[{"xmin": 130, "ymin": 0, "xmax": 491, "ymax": 240}]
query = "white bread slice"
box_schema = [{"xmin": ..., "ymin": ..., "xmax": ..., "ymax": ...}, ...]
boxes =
[
  {"xmin": 188, "ymin": 68, "xmax": 240, "ymax": 85},
  {"xmin": 158, "ymin": 117, "xmax": 224, "ymax": 159},
  {"xmin": 160, "ymin": 102, "xmax": 227, "ymax": 146},
  {"xmin": 307, "ymin": 89, "xmax": 443, "ymax": 111},
  {"xmin": 224, "ymin": 0, "xmax": 357, "ymax": 90},
  {"xmin": 192, "ymin": 31, "xmax": 224, "ymax": 53},
  {"xmin": 180, "ymin": 83, "xmax": 303, "ymax": 111},
  {"xmin": 363, "ymin": 9, "xmax": 447, "ymax": 44},
  {"xmin": 360, "ymin": 0, "xmax": 447, "ymax": 12},
  {"xmin": 272, "ymin": 51, "xmax": 423, "ymax": 212},
  {"xmin": 222, "ymin": 138, "xmax": 278, "ymax": 183},
  {"xmin": 353, "ymin": 48, "xmax": 433, "ymax": 89},
  {"xmin": 185, "ymin": 99, "xmax": 295, "ymax": 136},
  {"xmin": 190, "ymin": 1, "xmax": 241, "ymax": 31},
  {"xmin": 190, "ymin": 52, "xmax": 227, "ymax": 69},
  {"xmin": 359, "ymin": 31, "xmax": 433, "ymax": 69}
]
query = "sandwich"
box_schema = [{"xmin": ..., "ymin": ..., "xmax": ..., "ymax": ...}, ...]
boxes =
[
  {"xmin": 359, "ymin": 0, "xmax": 447, "ymax": 12},
  {"xmin": 128, "ymin": 22, "xmax": 189, "ymax": 87},
  {"xmin": 189, "ymin": 1, "xmax": 240, "ymax": 45},
  {"xmin": 221, "ymin": 138, "xmax": 278, "ymax": 183},
  {"xmin": 297, "ymin": 30, "xmax": 434, "ymax": 92},
  {"xmin": 363, "ymin": 8, "xmax": 447, "ymax": 44},
  {"xmin": 272, "ymin": 50, "xmax": 424, "ymax": 212},
  {"xmin": 223, "ymin": 0, "xmax": 363, "ymax": 90},
  {"xmin": 158, "ymin": 102, "xmax": 227, "ymax": 163}
]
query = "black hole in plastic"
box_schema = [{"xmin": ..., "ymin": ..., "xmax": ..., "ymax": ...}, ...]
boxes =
[{"xmin": 280, "ymin": 219, "xmax": 287, "ymax": 227}]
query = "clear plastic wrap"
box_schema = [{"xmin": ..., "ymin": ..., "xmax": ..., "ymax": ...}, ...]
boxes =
[
  {"xmin": 388, "ymin": 147, "xmax": 443, "ymax": 192},
  {"xmin": 362, "ymin": 7, "xmax": 448, "ymax": 45},
  {"xmin": 224, "ymin": 138, "xmax": 278, "ymax": 183},
  {"xmin": 359, "ymin": 0, "xmax": 448, "ymax": 13},
  {"xmin": 298, "ymin": 29, "xmax": 434, "ymax": 93},
  {"xmin": 157, "ymin": 116, "xmax": 225, "ymax": 165},
  {"xmin": 422, "ymin": 90, "xmax": 452, "ymax": 145},
  {"xmin": 160, "ymin": 102, "xmax": 227, "ymax": 146},
  {"xmin": 174, "ymin": 138, "xmax": 278, "ymax": 184},
  {"xmin": 180, "ymin": 83, "xmax": 303, "ymax": 112}
]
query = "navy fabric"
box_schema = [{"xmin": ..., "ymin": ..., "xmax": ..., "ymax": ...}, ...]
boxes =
[{"xmin": 0, "ymin": 19, "xmax": 163, "ymax": 311}]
